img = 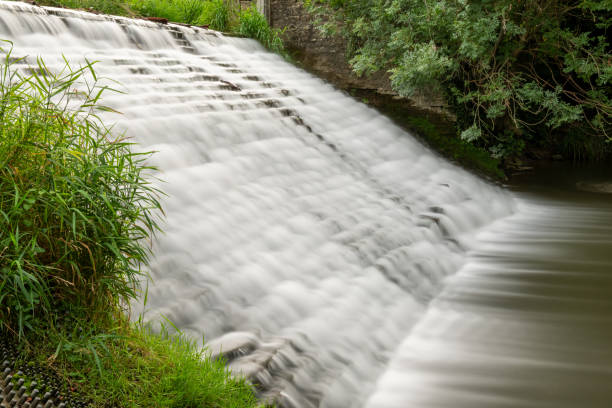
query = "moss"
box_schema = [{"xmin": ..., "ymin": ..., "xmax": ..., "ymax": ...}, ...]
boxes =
[
  {"xmin": 405, "ymin": 116, "xmax": 504, "ymax": 180},
  {"xmin": 352, "ymin": 89, "xmax": 505, "ymax": 180}
]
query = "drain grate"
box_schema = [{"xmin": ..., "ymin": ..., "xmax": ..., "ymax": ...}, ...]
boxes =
[{"xmin": 0, "ymin": 339, "xmax": 88, "ymax": 408}]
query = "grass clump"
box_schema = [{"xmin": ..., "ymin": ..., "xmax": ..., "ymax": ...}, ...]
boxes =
[
  {"xmin": 237, "ymin": 6, "xmax": 285, "ymax": 55},
  {"xmin": 0, "ymin": 45, "xmax": 259, "ymax": 406},
  {"xmin": 23, "ymin": 320, "xmax": 259, "ymax": 408},
  {"xmin": 53, "ymin": 0, "xmax": 285, "ymax": 53},
  {"xmin": 127, "ymin": 0, "xmax": 211, "ymax": 26},
  {"xmin": 129, "ymin": 0, "xmax": 284, "ymax": 53},
  {"xmin": 204, "ymin": 0, "xmax": 230, "ymax": 31}
]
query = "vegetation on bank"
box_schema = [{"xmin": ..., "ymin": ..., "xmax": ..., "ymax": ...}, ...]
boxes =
[
  {"xmin": 0, "ymin": 46, "xmax": 258, "ymax": 406},
  {"xmin": 307, "ymin": 0, "xmax": 612, "ymax": 163},
  {"xmin": 35, "ymin": 0, "xmax": 286, "ymax": 55},
  {"xmin": 17, "ymin": 320, "xmax": 259, "ymax": 407}
]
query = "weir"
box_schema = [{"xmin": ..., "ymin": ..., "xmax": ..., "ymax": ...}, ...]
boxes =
[{"xmin": 1, "ymin": 3, "xmax": 611, "ymax": 407}]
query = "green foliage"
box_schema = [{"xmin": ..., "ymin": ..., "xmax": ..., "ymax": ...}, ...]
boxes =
[
  {"xmin": 204, "ymin": 0, "xmax": 230, "ymax": 31},
  {"xmin": 0, "ymin": 45, "xmax": 161, "ymax": 337},
  {"xmin": 127, "ymin": 0, "xmax": 233, "ymax": 30},
  {"xmin": 128, "ymin": 0, "xmax": 211, "ymax": 25},
  {"xmin": 308, "ymin": 0, "xmax": 612, "ymax": 160},
  {"xmin": 238, "ymin": 6, "xmax": 286, "ymax": 55},
  {"xmin": 126, "ymin": 0, "xmax": 285, "ymax": 52}
]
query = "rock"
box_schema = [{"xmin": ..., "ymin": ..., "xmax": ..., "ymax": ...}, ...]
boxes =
[
  {"xmin": 205, "ymin": 332, "xmax": 260, "ymax": 361},
  {"xmin": 220, "ymin": 80, "xmax": 241, "ymax": 91}
]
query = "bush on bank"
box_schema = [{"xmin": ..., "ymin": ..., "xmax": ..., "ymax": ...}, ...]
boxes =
[
  {"xmin": 0, "ymin": 46, "xmax": 258, "ymax": 406},
  {"xmin": 307, "ymin": 0, "xmax": 612, "ymax": 162}
]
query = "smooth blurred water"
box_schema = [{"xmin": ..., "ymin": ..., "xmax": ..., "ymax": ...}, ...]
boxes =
[
  {"xmin": 368, "ymin": 166, "xmax": 612, "ymax": 408},
  {"xmin": 1, "ymin": 3, "xmax": 610, "ymax": 407}
]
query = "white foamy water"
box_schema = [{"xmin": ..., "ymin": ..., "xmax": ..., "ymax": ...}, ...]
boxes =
[{"xmin": 0, "ymin": 2, "xmax": 528, "ymax": 406}]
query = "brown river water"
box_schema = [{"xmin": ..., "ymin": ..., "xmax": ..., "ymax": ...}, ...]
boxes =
[{"xmin": 368, "ymin": 165, "xmax": 612, "ymax": 408}]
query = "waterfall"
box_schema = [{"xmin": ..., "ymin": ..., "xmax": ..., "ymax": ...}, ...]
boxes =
[{"xmin": 0, "ymin": 2, "xmax": 520, "ymax": 406}]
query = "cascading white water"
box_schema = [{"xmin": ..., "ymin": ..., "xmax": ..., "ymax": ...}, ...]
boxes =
[
  {"xmin": 1, "ymin": 4, "xmax": 512, "ymax": 405},
  {"xmin": 8, "ymin": 3, "xmax": 611, "ymax": 408}
]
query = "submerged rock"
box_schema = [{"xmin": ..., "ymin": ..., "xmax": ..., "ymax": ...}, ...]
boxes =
[{"xmin": 206, "ymin": 331, "xmax": 260, "ymax": 362}]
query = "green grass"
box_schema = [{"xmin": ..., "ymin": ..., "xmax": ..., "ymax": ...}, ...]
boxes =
[
  {"xmin": 16, "ymin": 319, "xmax": 259, "ymax": 408},
  {"xmin": 237, "ymin": 6, "xmax": 285, "ymax": 56},
  {"xmin": 0, "ymin": 45, "xmax": 259, "ymax": 406},
  {"xmin": 127, "ymin": 0, "xmax": 213, "ymax": 26}
]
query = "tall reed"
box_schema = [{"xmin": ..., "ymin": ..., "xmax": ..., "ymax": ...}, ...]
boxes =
[{"xmin": 0, "ymin": 44, "xmax": 161, "ymax": 337}]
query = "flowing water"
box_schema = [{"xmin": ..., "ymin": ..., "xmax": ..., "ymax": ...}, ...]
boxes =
[{"xmin": 0, "ymin": 3, "xmax": 611, "ymax": 407}]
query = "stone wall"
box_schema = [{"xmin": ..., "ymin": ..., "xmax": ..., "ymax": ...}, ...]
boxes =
[{"xmin": 269, "ymin": 0, "xmax": 390, "ymax": 92}]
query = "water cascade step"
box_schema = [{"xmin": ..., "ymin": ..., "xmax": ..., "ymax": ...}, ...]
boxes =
[{"xmin": 5, "ymin": 3, "xmax": 610, "ymax": 408}]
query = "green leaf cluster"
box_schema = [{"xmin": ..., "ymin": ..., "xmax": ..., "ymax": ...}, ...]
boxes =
[{"xmin": 308, "ymin": 0, "xmax": 612, "ymax": 160}]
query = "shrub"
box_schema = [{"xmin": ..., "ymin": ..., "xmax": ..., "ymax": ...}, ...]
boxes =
[
  {"xmin": 0, "ymin": 45, "xmax": 161, "ymax": 337},
  {"xmin": 308, "ymin": 0, "xmax": 612, "ymax": 160}
]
